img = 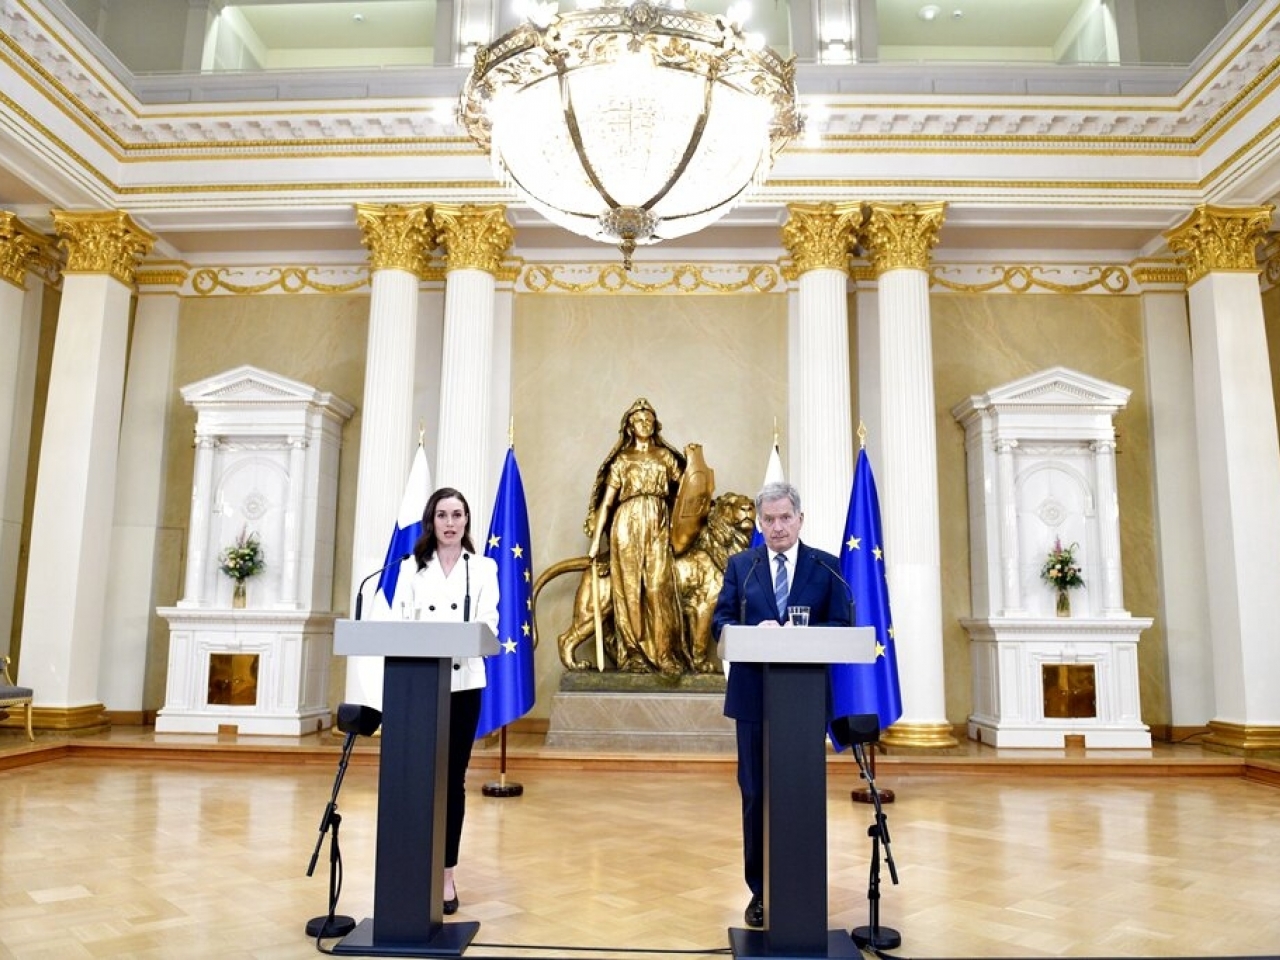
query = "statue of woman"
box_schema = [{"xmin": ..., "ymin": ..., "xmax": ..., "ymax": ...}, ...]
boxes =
[{"xmin": 586, "ymin": 398, "xmax": 687, "ymax": 676}]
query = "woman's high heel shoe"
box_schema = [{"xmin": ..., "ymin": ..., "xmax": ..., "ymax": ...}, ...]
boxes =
[{"xmin": 443, "ymin": 892, "xmax": 459, "ymax": 915}]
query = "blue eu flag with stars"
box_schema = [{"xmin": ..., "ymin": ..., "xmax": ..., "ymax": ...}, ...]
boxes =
[
  {"xmin": 829, "ymin": 447, "xmax": 903, "ymax": 746},
  {"xmin": 476, "ymin": 447, "xmax": 536, "ymax": 738}
]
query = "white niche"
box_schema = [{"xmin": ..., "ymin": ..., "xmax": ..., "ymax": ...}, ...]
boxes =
[{"xmin": 952, "ymin": 367, "xmax": 1152, "ymax": 749}]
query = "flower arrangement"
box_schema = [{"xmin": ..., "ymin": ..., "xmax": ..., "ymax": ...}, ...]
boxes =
[
  {"xmin": 1040, "ymin": 537, "xmax": 1084, "ymax": 591},
  {"xmin": 219, "ymin": 528, "xmax": 265, "ymax": 584}
]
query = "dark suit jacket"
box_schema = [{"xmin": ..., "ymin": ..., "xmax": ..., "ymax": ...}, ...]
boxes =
[{"xmin": 712, "ymin": 542, "xmax": 853, "ymax": 722}]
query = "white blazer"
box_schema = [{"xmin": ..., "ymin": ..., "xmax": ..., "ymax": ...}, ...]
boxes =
[{"xmin": 406, "ymin": 552, "xmax": 500, "ymax": 692}]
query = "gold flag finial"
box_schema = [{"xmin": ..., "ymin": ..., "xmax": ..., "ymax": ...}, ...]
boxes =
[
  {"xmin": 857, "ymin": 420, "xmax": 868, "ymax": 449},
  {"xmin": 773, "ymin": 416, "xmax": 779, "ymax": 448},
  {"xmin": 418, "ymin": 420, "xmax": 425, "ymax": 448},
  {"xmin": 508, "ymin": 416, "xmax": 515, "ymax": 449}
]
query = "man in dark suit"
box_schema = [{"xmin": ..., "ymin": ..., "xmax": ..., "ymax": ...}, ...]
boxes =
[{"xmin": 712, "ymin": 481, "xmax": 852, "ymax": 930}]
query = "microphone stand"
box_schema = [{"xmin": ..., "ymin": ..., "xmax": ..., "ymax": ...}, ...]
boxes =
[
  {"xmin": 850, "ymin": 741, "xmax": 901, "ymax": 952},
  {"xmin": 304, "ymin": 731, "xmax": 359, "ymax": 939}
]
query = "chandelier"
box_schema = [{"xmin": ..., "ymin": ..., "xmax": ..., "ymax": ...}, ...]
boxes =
[{"xmin": 459, "ymin": 0, "xmax": 802, "ymax": 268}]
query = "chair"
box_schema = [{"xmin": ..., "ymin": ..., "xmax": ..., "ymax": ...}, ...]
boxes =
[{"xmin": 0, "ymin": 655, "xmax": 34, "ymax": 741}]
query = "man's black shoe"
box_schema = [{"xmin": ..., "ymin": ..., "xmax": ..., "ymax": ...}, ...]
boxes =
[{"xmin": 744, "ymin": 894, "xmax": 764, "ymax": 929}]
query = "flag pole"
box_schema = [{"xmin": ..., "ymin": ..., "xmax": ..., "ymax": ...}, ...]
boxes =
[{"xmin": 482, "ymin": 726, "xmax": 524, "ymax": 797}]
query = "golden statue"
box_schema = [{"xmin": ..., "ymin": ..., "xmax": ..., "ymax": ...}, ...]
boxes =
[
  {"xmin": 586, "ymin": 398, "xmax": 687, "ymax": 676},
  {"xmin": 533, "ymin": 399, "xmax": 757, "ymax": 676}
]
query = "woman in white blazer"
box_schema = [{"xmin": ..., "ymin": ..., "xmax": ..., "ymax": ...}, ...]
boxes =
[{"xmin": 409, "ymin": 486, "xmax": 499, "ymax": 915}]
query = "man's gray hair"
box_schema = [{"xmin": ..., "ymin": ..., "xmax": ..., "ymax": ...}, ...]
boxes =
[{"xmin": 755, "ymin": 481, "xmax": 801, "ymax": 516}]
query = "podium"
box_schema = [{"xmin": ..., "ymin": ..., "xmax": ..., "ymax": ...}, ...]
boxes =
[
  {"xmin": 718, "ymin": 625, "xmax": 876, "ymax": 960},
  {"xmin": 332, "ymin": 620, "xmax": 497, "ymax": 957}
]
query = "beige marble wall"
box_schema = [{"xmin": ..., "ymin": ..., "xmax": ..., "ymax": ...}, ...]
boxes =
[
  {"xmin": 512, "ymin": 292, "xmax": 789, "ymax": 719},
  {"xmin": 931, "ymin": 293, "xmax": 1166, "ymax": 727},
  {"xmin": 151, "ymin": 294, "xmax": 369, "ymax": 709}
]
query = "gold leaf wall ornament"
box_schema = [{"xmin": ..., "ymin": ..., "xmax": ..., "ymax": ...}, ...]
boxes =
[
  {"xmin": 1164, "ymin": 203, "xmax": 1275, "ymax": 286},
  {"xmin": 355, "ymin": 202, "xmax": 435, "ymax": 277},
  {"xmin": 859, "ymin": 201, "xmax": 947, "ymax": 275},
  {"xmin": 0, "ymin": 211, "xmax": 49, "ymax": 288},
  {"xmin": 434, "ymin": 204, "xmax": 513, "ymax": 275},
  {"xmin": 189, "ymin": 266, "xmax": 369, "ymax": 296},
  {"xmin": 51, "ymin": 210, "xmax": 155, "ymax": 286},
  {"xmin": 521, "ymin": 262, "xmax": 781, "ymax": 294},
  {"xmin": 930, "ymin": 264, "xmax": 1131, "ymax": 295},
  {"xmin": 780, "ymin": 202, "xmax": 862, "ymax": 276}
]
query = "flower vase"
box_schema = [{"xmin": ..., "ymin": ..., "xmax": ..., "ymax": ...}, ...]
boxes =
[
  {"xmin": 1055, "ymin": 589, "xmax": 1070, "ymax": 618},
  {"xmin": 233, "ymin": 581, "xmax": 247, "ymax": 609}
]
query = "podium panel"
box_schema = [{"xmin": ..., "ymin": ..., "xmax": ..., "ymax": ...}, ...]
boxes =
[
  {"xmin": 718, "ymin": 625, "xmax": 875, "ymax": 960},
  {"xmin": 331, "ymin": 619, "xmax": 495, "ymax": 958}
]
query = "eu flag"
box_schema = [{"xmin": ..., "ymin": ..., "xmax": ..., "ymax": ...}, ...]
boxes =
[
  {"xmin": 476, "ymin": 447, "xmax": 536, "ymax": 738},
  {"xmin": 375, "ymin": 442, "xmax": 431, "ymax": 612},
  {"xmin": 829, "ymin": 447, "xmax": 903, "ymax": 746}
]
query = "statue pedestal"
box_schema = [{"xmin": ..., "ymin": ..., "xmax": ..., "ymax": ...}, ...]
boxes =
[{"xmin": 545, "ymin": 672, "xmax": 733, "ymax": 752}]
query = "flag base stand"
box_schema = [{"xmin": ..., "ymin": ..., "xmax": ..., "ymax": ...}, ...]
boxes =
[
  {"xmin": 482, "ymin": 774, "xmax": 523, "ymax": 798},
  {"xmin": 481, "ymin": 727, "xmax": 524, "ymax": 798}
]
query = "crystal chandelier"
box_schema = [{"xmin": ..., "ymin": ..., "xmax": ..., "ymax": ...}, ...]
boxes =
[{"xmin": 459, "ymin": 0, "xmax": 802, "ymax": 268}]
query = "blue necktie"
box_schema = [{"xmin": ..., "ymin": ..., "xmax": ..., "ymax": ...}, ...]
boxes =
[{"xmin": 773, "ymin": 553, "xmax": 788, "ymax": 619}]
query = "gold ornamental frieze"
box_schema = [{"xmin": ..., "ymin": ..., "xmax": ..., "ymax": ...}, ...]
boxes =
[
  {"xmin": 51, "ymin": 210, "xmax": 155, "ymax": 286},
  {"xmin": 860, "ymin": 201, "xmax": 947, "ymax": 275},
  {"xmin": 355, "ymin": 202, "xmax": 435, "ymax": 277},
  {"xmin": 1164, "ymin": 203, "xmax": 1275, "ymax": 286},
  {"xmin": 520, "ymin": 262, "xmax": 781, "ymax": 295},
  {"xmin": 434, "ymin": 204, "xmax": 513, "ymax": 275},
  {"xmin": 780, "ymin": 202, "xmax": 862, "ymax": 276},
  {"xmin": 190, "ymin": 266, "xmax": 369, "ymax": 296},
  {"xmin": 0, "ymin": 211, "xmax": 50, "ymax": 288},
  {"xmin": 930, "ymin": 264, "xmax": 1131, "ymax": 295}
]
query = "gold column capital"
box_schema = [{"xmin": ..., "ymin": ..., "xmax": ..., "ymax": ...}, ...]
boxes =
[
  {"xmin": 434, "ymin": 204, "xmax": 514, "ymax": 275},
  {"xmin": 355, "ymin": 202, "xmax": 435, "ymax": 277},
  {"xmin": 780, "ymin": 202, "xmax": 862, "ymax": 276},
  {"xmin": 1164, "ymin": 203, "xmax": 1275, "ymax": 286},
  {"xmin": 51, "ymin": 210, "xmax": 155, "ymax": 286},
  {"xmin": 0, "ymin": 211, "xmax": 53, "ymax": 289},
  {"xmin": 860, "ymin": 201, "xmax": 947, "ymax": 275}
]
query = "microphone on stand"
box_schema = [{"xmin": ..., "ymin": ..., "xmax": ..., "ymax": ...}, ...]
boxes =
[
  {"xmin": 818, "ymin": 559, "xmax": 857, "ymax": 625},
  {"xmin": 353, "ymin": 553, "xmax": 412, "ymax": 620},
  {"xmin": 463, "ymin": 553, "xmax": 472, "ymax": 622},
  {"xmin": 740, "ymin": 553, "xmax": 762, "ymax": 624}
]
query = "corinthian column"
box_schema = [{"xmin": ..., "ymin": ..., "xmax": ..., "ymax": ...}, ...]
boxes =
[
  {"xmin": 1165, "ymin": 203, "xmax": 1280, "ymax": 756},
  {"xmin": 17, "ymin": 211, "xmax": 154, "ymax": 731},
  {"xmin": 433, "ymin": 204, "xmax": 513, "ymax": 513},
  {"xmin": 0, "ymin": 214, "xmax": 52, "ymax": 665},
  {"xmin": 779, "ymin": 202, "xmax": 860, "ymax": 552},
  {"xmin": 346, "ymin": 203, "xmax": 434, "ymax": 707},
  {"xmin": 859, "ymin": 201, "xmax": 956, "ymax": 748}
]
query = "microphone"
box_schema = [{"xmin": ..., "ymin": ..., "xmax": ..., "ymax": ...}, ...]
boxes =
[
  {"xmin": 740, "ymin": 552, "xmax": 762, "ymax": 625},
  {"xmin": 463, "ymin": 553, "xmax": 472, "ymax": 622},
  {"xmin": 353, "ymin": 552, "xmax": 412, "ymax": 620},
  {"xmin": 818, "ymin": 559, "xmax": 856, "ymax": 626}
]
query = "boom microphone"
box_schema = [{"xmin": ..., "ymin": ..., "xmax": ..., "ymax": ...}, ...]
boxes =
[
  {"xmin": 818, "ymin": 560, "xmax": 857, "ymax": 626},
  {"xmin": 740, "ymin": 553, "xmax": 762, "ymax": 625},
  {"xmin": 463, "ymin": 553, "xmax": 472, "ymax": 623},
  {"xmin": 353, "ymin": 552, "xmax": 412, "ymax": 620}
]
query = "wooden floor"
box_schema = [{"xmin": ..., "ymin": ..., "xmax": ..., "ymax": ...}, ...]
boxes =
[{"xmin": 1, "ymin": 729, "xmax": 1278, "ymax": 960}]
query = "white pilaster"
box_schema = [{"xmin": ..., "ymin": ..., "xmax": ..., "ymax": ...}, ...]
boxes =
[
  {"xmin": 101, "ymin": 281, "xmax": 181, "ymax": 711},
  {"xmin": 18, "ymin": 274, "xmax": 133, "ymax": 707},
  {"xmin": 1092, "ymin": 439, "xmax": 1126, "ymax": 616},
  {"xmin": 995, "ymin": 439, "xmax": 1023, "ymax": 615},
  {"xmin": 0, "ymin": 269, "xmax": 43, "ymax": 661},
  {"xmin": 878, "ymin": 267, "xmax": 950, "ymax": 734},
  {"xmin": 1187, "ymin": 271, "xmax": 1280, "ymax": 726},
  {"xmin": 790, "ymin": 267, "xmax": 853, "ymax": 552},
  {"xmin": 1140, "ymin": 286, "xmax": 1213, "ymax": 726}
]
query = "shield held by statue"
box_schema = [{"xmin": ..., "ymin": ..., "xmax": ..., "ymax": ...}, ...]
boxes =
[{"xmin": 670, "ymin": 443, "xmax": 714, "ymax": 555}]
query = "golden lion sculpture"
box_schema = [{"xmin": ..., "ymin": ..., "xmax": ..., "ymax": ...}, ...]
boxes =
[{"xmin": 533, "ymin": 492, "xmax": 756, "ymax": 673}]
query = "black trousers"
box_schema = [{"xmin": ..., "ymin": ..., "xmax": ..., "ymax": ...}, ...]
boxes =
[
  {"xmin": 735, "ymin": 718, "xmax": 765, "ymax": 897},
  {"xmin": 445, "ymin": 686, "xmax": 482, "ymax": 868}
]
